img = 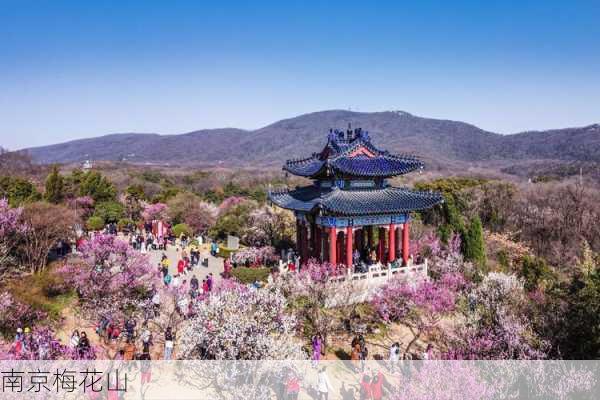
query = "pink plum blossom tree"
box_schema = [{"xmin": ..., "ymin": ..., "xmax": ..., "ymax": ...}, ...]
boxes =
[
  {"xmin": 59, "ymin": 233, "xmax": 157, "ymax": 321},
  {"xmin": 141, "ymin": 202, "xmax": 168, "ymax": 222},
  {"xmin": 446, "ymin": 272, "xmax": 548, "ymax": 359},
  {"xmin": 243, "ymin": 206, "xmax": 295, "ymax": 248},
  {"xmin": 372, "ymin": 272, "xmax": 467, "ymax": 354},
  {"xmin": 394, "ymin": 361, "xmax": 495, "ymax": 400},
  {"xmin": 179, "ymin": 280, "xmax": 305, "ymax": 360},
  {"xmin": 0, "ymin": 199, "xmax": 26, "ymax": 276},
  {"xmin": 272, "ymin": 260, "xmax": 357, "ymax": 348},
  {"xmin": 231, "ymin": 246, "xmax": 278, "ymax": 267},
  {"xmin": 0, "ymin": 291, "xmax": 46, "ymax": 338},
  {"xmin": 218, "ymin": 196, "xmax": 248, "ymax": 216}
]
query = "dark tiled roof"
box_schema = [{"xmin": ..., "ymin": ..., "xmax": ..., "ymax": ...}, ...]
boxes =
[
  {"xmin": 283, "ymin": 157, "xmax": 325, "ymax": 177},
  {"xmin": 283, "ymin": 130, "xmax": 423, "ymax": 178},
  {"xmin": 269, "ymin": 185, "xmax": 443, "ymax": 216},
  {"xmin": 330, "ymin": 155, "xmax": 422, "ymax": 177}
]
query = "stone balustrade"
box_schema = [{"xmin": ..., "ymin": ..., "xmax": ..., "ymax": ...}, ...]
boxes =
[{"xmin": 278, "ymin": 259, "xmax": 428, "ymax": 284}]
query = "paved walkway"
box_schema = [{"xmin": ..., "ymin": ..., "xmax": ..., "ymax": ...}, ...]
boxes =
[{"xmin": 146, "ymin": 242, "xmax": 224, "ymax": 284}]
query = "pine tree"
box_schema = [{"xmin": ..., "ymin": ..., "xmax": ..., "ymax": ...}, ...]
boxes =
[
  {"xmin": 462, "ymin": 215, "xmax": 486, "ymax": 268},
  {"xmin": 44, "ymin": 165, "xmax": 64, "ymax": 204}
]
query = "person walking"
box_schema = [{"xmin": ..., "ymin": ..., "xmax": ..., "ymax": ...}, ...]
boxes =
[
  {"xmin": 389, "ymin": 342, "xmax": 401, "ymax": 373},
  {"xmin": 78, "ymin": 331, "xmax": 91, "ymax": 358},
  {"xmin": 351, "ymin": 343, "xmax": 361, "ymax": 372},
  {"xmin": 164, "ymin": 327, "xmax": 175, "ymax": 360},
  {"xmin": 317, "ymin": 366, "xmax": 333, "ymax": 400},
  {"xmin": 207, "ymin": 273, "xmax": 213, "ymax": 292},
  {"xmin": 370, "ymin": 371, "xmax": 385, "ymax": 400},
  {"xmin": 359, "ymin": 373, "xmax": 372, "ymax": 400},
  {"xmin": 190, "ymin": 276, "xmax": 199, "ymax": 292},
  {"xmin": 422, "ymin": 344, "xmax": 433, "ymax": 360},
  {"xmin": 285, "ymin": 371, "xmax": 300, "ymax": 400},
  {"xmin": 123, "ymin": 339, "xmax": 136, "ymax": 361},
  {"xmin": 140, "ymin": 353, "xmax": 152, "ymax": 384},
  {"xmin": 151, "ymin": 290, "xmax": 161, "ymax": 317},
  {"xmin": 70, "ymin": 330, "xmax": 80, "ymax": 348},
  {"xmin": 312, "ymin": 334, "xmax": 323, "ymax": 362},
  {"xmin": 163, "ymin": 272, "xmax": 172, "ymax": 287}
]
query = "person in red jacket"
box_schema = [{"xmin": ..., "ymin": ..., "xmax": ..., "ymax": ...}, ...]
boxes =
[
  {"xmin": 370, "ymin": 371, "xmax": 385, "ymax": 400},
  {"xmin": 285, "ymin": 371, "xmax": 300, "ymax": 400},
  {"xmin": 359, "ymin": 373, "xmax": 372, "ymax": 400},
  {"xmin": 177, "ymin": 259, "xmax": 185, "ymax": 275}
]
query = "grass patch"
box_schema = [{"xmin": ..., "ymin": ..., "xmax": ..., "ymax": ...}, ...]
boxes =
[
  {"xmin": 6, "ymin": 265, "xmax": 75, "ymax": 321},
  {"xmin": 230, "ymin": 267, "xmax": 271, "ymax": 284}
]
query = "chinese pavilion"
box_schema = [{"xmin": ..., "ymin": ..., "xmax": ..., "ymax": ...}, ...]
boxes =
[{"xmin": 269, "ymin": 128, "xmax": 443, "ymax": 268}]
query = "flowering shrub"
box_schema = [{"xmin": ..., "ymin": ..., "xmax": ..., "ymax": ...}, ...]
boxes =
[
  {"xmin": 372, "ymin": 274, "xmax": 465, "ymax": 324},
  {"xmin": 243, "ymin": 206, "xmax": 295, "ymax": 247},
  {"xmin": 446, "ymin": 272, "xmax": 548, "ymax": 359},
  {"xmin": 271, "ymin": 260, "xmax": 356, "ymax": 345},
  {"xmin": 141, "ymin": 202, "xmax": 168, "ymax": 222},
  {"xmin": 372, "ymin": 272, "xmax": 466, "ymax": 354},
  {"xmin": 184, "ymin": 201, "xmax": 218, "ymax": 233},
  {"xmin": 0, "ymin": 199, "xmax": 26, "ymax": 275},
  {"xmin": 395, "ymin": 361, "xmax": 495, "ymax": 400},
  {"xmin": 70, "ymin": 196, "xmax": 95, "ymax": 218},
  {"xmin": 0, "ymin": 292, "xmax": 46, "ymax": 338},
  {"xmin": 231, "ymin": 246, "xmax": 278, "ymax": 266},
  {"xmin": 59, "ymin": 234, "xmax": 156, "ymax": 319},
  {"xmin": 0, "ymin": 198, "xmax": 25, "ymax": 238},
  {"xmin": 179, "ymin": 281, "xmax": 305, "ymax": 360},
  {"xmin": 218, "ymin": 196, "xmax": 248, "ymax": 215}
]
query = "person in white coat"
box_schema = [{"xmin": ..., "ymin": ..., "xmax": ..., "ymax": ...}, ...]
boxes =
[{"xmin": 317, "ymin": 366, "xmax": 333, "ymax": 400}]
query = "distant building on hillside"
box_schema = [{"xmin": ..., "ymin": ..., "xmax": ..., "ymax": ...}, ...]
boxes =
[{"xmin": 82, "ymin": 159, "xmax": 93, "ymax": 171}]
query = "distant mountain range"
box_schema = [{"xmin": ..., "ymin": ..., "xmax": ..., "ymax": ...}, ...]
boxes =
[{"xmin": 24, "ymin": 110, "xmax": 600, "ymax": 173}]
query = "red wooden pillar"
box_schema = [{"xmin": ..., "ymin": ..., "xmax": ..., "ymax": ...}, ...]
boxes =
[
  {"xmin": 346, "ymin": 226, "xmax": 353, "ymax": 267},
  {"xmin": 402, "ymin": 221, "xmax": 410, "ymax": 265},
  {"xmin": 337, "ymin": 231, "xmax": 344, "ymax": 266},
  {"xmin": 296, "ymin": 219, "xmax": 302, "ymax": 255},
  {"xmin": 311, "ymin": 224, "xmax": 316, "ymax": 259},
  {"xmin": 323, "ymin": 229, "xmax": 328, "ymax": 261},
  {"xmin": 315, "ymin": 225, "xmax": 322, "ymax": 261},
  {"xmin": 329, "ymin": 227, "xmax": 337, "ymax": 265},
  {"xmin": 388, "ymin": 223, "xmax": 396, "ymax": 262},
  {"xmin": 377, "ymin": 227, "xmax": 385, "ymax": 262},
  {"xmin": 300, "ymin": 223, "xmax": 309, "ymax": 265}
]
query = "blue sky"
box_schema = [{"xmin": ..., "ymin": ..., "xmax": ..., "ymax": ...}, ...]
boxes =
[{"xmin": 1, "ymin": 1, "xmax": 599, "ymax": 150}]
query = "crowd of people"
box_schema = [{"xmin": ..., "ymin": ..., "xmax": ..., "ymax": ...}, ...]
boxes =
[{"xmin": 7, "ymin": 218, "xmax": 426, "ymax": 399}]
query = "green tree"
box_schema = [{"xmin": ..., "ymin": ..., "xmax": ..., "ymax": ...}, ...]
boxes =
[
  {"xmin": 209, "ymin": 203, "xmax": 256, "ymax": 240},
  {"xmin": 462, "ymin": 216, "xmax": 486, "ymax": 269},
  {"xmin": 172, "ymin": 223, "xmax": 192, "ymax": 238},
  {"xmin": 519, "ymin": 255, "xmax": 554, "ymax": 291},
  {"xmin": 125, "ymin": 184, "xmax": 146, "ymax": 201},
  {"xmin": 79, "ymin": 171, "xmax": 116, "ymax": 202},
  {"xmin": 86, "ymin": 216, "xmax": 105, "ymax": 231},
  {"xmin": 93, "ymin": 201, "xmax": 124, "ymax": 223},
  {"xmin": 44, "ymin": 165, "xmax": 64, "ymax": 204},
  {"xmin": 0, "ymin": 176, "xmax": 41, "ymax": 206},
  {"xmin": 559, "ymin": 267, "xmax": 600, "ymax": 358}
]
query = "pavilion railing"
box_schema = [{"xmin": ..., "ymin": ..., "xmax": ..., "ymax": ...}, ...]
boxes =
[
  {"xmin": 330, "ymin": 259, "xmax": 428, "ymax": 284},
  {"xmin": 278, "ymin": 259, "xmax": 428, "ymax": 284}
]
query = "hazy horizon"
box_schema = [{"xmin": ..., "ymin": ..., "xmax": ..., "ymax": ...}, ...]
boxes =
[{"xmin": 2, "ymin": 1, "xmax": 599, "ymax": 150}]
